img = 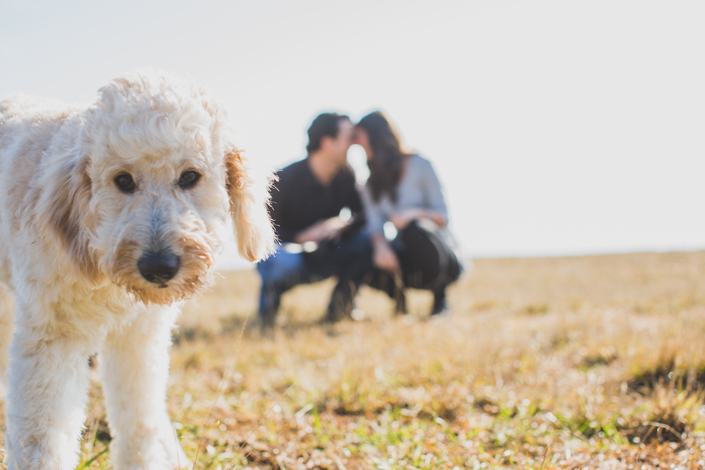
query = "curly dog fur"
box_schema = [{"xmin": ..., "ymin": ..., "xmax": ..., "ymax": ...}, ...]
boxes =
[{"xmin": 0, "ymin": 71, "xmax": 275, "ymax": 469}]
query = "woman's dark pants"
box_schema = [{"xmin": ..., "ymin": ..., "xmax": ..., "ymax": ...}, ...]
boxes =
[{"xmin": 365, "ymin": 221, "xmax": 463, "ymax": 315}]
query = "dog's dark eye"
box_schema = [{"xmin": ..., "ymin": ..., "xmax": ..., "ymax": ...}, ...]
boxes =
[
  {"xmin": 114, "ymin": 173, "xmax": 136, "ymax": 193},
  {"xmin": 178, "ymin": 171, "xmax": 201, "ymax": 189}
]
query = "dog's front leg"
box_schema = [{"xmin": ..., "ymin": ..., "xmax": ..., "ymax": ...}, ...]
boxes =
[
  {"xmin": 99, "ymin": 305, "xmax": 189, "ymax": 470},
  {"xmin": 0, "ymin": 282, "xmax": 14, "ymax": 399},
  {"xmin": 4, "ymin": 323, "xmax": 92, "ymax": 470}
]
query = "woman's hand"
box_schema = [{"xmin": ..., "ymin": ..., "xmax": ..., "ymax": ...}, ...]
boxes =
[
  {"xmin": 373, "ymin": 239, "xmax": 400, "ymax": 272},
  {"xmin": 389, "ymin": 209, "xmax": 447, "ymax": 230},
  {"xmin": 389, "ymin": 209, "xmax": 421, "ymax": 230}
]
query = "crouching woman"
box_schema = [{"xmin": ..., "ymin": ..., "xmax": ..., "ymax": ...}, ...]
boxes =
[{"xmin": 355, "ymin": 111, "xmax": 463, "ymax": 317}]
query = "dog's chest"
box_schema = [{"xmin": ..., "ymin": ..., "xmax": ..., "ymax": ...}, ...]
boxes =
[
  {"xmin": 77, "ymin": 284, "xmax": 146, "ymax": 327},
  {"xmin": 33, "ymin": 282, "xmax": 147, "ymax": 343}
]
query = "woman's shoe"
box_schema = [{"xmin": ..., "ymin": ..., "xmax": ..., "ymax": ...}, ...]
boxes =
[
  {"xmin": 430, "ymin": 290, "xmax": 451, "ymax": 318},
  {"xmin": 394, "ymin": 291, "xmax": 408, "ymax": 316}
]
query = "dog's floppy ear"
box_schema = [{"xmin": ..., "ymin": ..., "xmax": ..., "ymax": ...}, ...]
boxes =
[
  {"xmin": 37, "ymin": 149, "xmax": 101, "ymax": 282},
  {"xmin": 224, "ymin": 148, "xmax": 276, "ymax": 262}
]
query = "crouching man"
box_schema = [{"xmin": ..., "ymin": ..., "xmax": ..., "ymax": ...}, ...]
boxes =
[{"xmin": 256, "ymin": 113, "xmax": 371, "ymax": 331}]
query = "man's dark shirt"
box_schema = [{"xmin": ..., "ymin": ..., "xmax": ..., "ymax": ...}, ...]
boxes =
[{"xmin": 269, "ymin": 158, "xmax": 364, "ymax": 243}]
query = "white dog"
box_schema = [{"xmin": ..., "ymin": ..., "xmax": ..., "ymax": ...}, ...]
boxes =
[{"xmin": 0, "ymin": 71, "xmax": 275, "ymax": 469}]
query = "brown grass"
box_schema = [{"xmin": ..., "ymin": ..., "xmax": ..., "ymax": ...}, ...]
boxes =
[{"xmin": 4, "ymin": 251, "xmax": 705, "ymax": 469}]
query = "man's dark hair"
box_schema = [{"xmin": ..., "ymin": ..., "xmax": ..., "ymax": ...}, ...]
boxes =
[{"xmin": 306, "ymin": 112, "xmax": 350, "ymax": 155}]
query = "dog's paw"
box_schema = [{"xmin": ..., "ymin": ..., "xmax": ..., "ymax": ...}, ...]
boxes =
[
  {"xmin": 167, "ymin": 443, "xmax": 191, "ymax": 470},
  {"xmin": 159, "ymin": 423, "xmax": 191, "ymax": 470}
]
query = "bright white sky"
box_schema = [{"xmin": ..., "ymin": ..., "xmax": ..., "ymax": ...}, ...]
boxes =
[{"xmin": 2, "ymin": 0, "xmax": 704, "ymax": 267}]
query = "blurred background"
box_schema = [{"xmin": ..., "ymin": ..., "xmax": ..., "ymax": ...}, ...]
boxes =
[{"xmin": 2, "ymin": 0, "xmax": 704, "ymax": 267}]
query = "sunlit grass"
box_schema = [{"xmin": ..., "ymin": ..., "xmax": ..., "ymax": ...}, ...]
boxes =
[{"xmin": 3, "ymin": 252, "xmax": 705, "ymax": 468}]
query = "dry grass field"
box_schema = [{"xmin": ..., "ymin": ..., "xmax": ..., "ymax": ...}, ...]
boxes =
[{"xmin": 4, "ymin": 251, "xmax": 705, "ymax": 469}]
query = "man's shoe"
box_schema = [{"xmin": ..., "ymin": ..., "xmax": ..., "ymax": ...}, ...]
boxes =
[{"xmin": 259, "ymin": 310, "xmax": 277, "ymax": 338}]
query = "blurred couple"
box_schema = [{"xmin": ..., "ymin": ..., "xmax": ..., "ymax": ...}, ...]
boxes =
[{"xmin": 256, "ymin": 111, "xmax": 463, "ymax": 331}]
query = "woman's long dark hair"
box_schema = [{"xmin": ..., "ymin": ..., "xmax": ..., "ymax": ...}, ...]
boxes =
[{"xmin": 357, "ymin": 111, "xmax": 411, "ymax": 203}]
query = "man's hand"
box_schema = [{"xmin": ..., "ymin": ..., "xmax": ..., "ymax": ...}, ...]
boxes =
[{"xmin": 294, "ymin": 216, "xmax": 347, "ymax": 244}]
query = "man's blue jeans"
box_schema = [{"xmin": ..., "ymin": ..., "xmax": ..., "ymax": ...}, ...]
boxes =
[{"xmin": 256, "ymin": 229, "xmax": 373, "ymax": 326}]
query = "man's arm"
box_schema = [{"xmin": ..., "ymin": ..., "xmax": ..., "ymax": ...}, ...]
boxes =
[
  {"xmin": 293, "ymin": 217, "xmax": 347, "ymax": 244},
  {"xmin": 295, "ymin": 169, "xmax": 364, "ymax": 243}
]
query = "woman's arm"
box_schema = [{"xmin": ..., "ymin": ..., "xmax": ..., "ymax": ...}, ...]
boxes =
[
  {"xmin": 388, "ymin": 158, "xmax": 449, "ymax": 230},
  {"xmin": 359, "ymin": 185, "xmax": 386, "ymax": 235},
  {"xmin": 421, "ymin": 158, "xmax": 449, "ymax": 226},
  {"xmin": 360, "ymin": 186, "xmax": 400, "ymax": 272},
  {"xmin": 371, "ymin": 232, "xmax": 400, "ymax": 272}
]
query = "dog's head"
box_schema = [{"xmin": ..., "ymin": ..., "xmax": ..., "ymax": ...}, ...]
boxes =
[{"xmin": 40, "ymin": 71, "xmax": 276, "ymax": 304}]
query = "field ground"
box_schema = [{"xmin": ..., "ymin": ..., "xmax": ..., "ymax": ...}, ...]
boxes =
[{"xmin": 4, "ymin": 251, "xmax": 705, "ymax": 469}]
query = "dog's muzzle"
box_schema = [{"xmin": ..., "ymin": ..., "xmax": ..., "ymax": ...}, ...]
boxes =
[{"xmin": 137, "ymin": 252, "xmax": 180, "ymax": 285}]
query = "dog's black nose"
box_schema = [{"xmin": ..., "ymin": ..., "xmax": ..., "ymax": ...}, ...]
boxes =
[{"xmin": 137, "ymin": 253, "xmax": 180, "ymax": 284}]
